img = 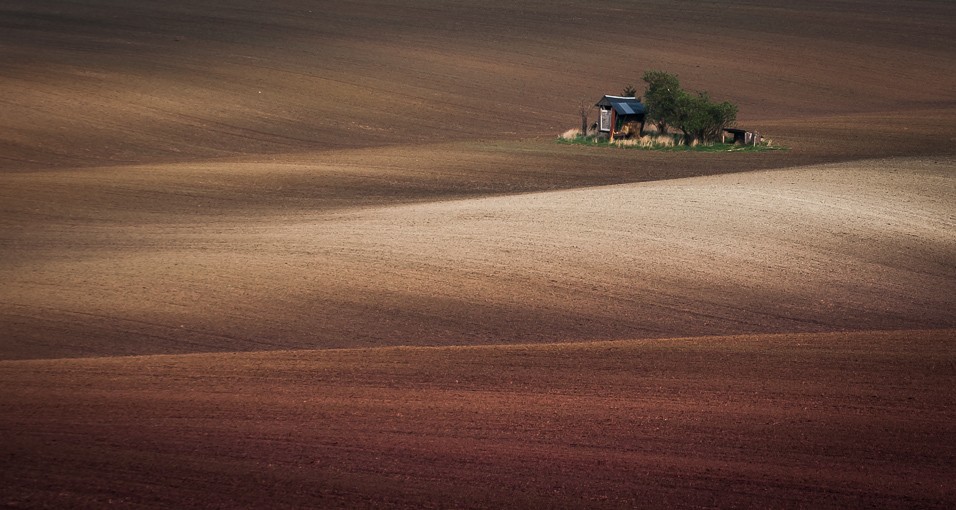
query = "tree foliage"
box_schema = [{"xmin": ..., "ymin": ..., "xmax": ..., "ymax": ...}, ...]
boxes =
[
  {"xmin": 641, "ymin": 71, "xmax": 737, "ymax": 144},
  {"xmin": 673, "ymin": 92, "xmax": 738, "ymax": 145},
  {"xmin": 641, "ymin": 70, "xmax": 682, "ymax": 134},
  {"xmin": 621, "ymin": 83, "xmax": 638, "ymax": 98}
]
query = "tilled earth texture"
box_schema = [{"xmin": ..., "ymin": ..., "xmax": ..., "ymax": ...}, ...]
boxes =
[{"xmin": 1, "ymin": 0, "xmax": 955, "ymax": 508}]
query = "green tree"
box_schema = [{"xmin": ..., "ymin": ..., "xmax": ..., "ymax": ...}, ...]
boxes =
[
  {"xmin": 621, "ymin": 84, "xmax": 638, "ymax": 97},
  {"xmin": 672, "ymin": 91, "xmax": 738, "ymax": 145},
  {"xmin": 641, "ymin": 70, "xmax": 682, "ymax": 134},
  {"xmin": 642, "ymin": 71, "xmax": 738, "ymax": 143}
]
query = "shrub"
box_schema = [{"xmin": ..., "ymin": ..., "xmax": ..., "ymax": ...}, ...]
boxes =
[
  {"xmin": 642, "ymin": 71, "xmax": 738, "ymax": 145},
  {"xmin": 672, "ymin": 91, "xmax": 738, "ymax": 145}
]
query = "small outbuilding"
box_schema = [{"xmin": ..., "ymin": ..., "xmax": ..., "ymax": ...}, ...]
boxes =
[
  {"xmin": 595, "ymin": 95, "xmax": 646, "ymax": 138},
  {"xmin": 723, "ymin": 128, "xmax": 760, "ymax": 146}
]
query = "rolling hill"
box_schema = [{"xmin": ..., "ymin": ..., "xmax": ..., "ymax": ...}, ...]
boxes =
[{"xmin": 1, "ymin": 0, "xmax": 955, "ymax": 507}]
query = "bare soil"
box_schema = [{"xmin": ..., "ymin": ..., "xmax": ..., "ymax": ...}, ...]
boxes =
[
  {"xmin": 3, "ymin": 157, "xmax": 954, "ymax": 360},
  {"xmin": 2, "ymin": 329, "xmax": 955, "ymax": 508},
  {"xmin": 1, "ymin": 0, "xmax": 955, "ymax": 507}
]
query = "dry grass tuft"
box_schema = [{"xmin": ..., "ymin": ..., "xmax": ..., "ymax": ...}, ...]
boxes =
[
  {"xmin": 655, "ymin": 135, "xmax": 675, "ymax": 147},
  {"xmin": 637, "ymin": 135, "xmax": 666, "ymax": 148},
  {"xmin": 561, "ymin": 128, "xmax": 766, "ymax": 150},
  {"xmin": 610, "ymin": 134, "xmax": 680, "ymax": 148},
  {"xmin": 589, "ymin": 133, "xmax": 681, "ymax": 149},
  {"xmin": 560, "ymin": 128, "xmax": 581, "ymax": 140}
]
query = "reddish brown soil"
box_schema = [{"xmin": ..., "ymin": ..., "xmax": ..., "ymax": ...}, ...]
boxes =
[
  {"xmin": 2, "ymin": 0, "xmax": 955, "ymax": 507},
  {"xmin": 2, "ymin": 329, "xmax": 955, "ymax": 509}
]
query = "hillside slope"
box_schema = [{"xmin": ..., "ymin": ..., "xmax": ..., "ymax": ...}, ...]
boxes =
[
  {"xmin": 2, "ymin": 0, "xmax": 955, "ymax": 170},
  {"xmin": 2, "ymin": 329, "xmax": 954, "ymax": 508},
  {"xmin": 2, "ymin": 157, "xmax": 953, "ymax": 359},
  {"xmin": 2, "ymin": 1, "xmax": 955, "ymax": 507}
]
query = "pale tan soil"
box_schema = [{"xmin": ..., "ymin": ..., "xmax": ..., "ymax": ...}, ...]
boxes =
[
  {"xmin": 3, "ymin": 156, "xmax": 954, "ymax": 359},
  {"xmin": 2, "ymin": 0, "xmax": 956, "ymax": 507},
  {"xmin": 1, "ymin": 329, "xmax": 954, "ymax": 508}
]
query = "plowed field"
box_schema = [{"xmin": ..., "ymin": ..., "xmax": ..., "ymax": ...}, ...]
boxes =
[
  {"xmin": 1, "ymin": 0, "xmax": 955, "ymax": 507},
  {"xmin": 3, "ymin": 330, "xmax": 955, "ymax": 508}
]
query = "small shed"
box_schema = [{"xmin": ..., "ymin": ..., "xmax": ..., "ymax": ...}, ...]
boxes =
[
  {"xmin": 595, "ymin": 95, "xmax": 646, "ymax": 137},
  {"xmin": 723, "ymin": 128, "xmax": 760, "ymax": 146}
]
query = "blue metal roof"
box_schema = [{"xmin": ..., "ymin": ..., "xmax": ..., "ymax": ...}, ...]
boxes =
[{"xmin": 596, "ymin": 95, "xmax": 647, "ymax": 116}]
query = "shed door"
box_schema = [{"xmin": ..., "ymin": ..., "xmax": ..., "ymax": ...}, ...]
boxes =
[{"xmin": 599, "ymin": 108, "xmax": 612, "ymax": 132}]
